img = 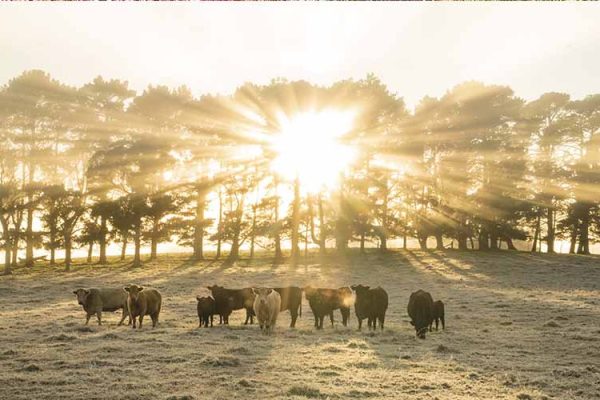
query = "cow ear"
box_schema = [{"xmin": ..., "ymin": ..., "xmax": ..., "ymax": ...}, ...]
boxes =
[
  {"xmin": 83, "ymin": 289, "xmax": 90, "ymax": 295},
  {"xmin": 409, "ymin": 321, "xmax": 414, "ymax": 326},
  {"xmin": 73, "ymin": 290, "xmax": 78, "ymax": 295},
  {"xmin": 266, "ymin": 288, "xmax": 272, "ymax": 295},
  {"xmin": 138, "ymin": 286, "xmax": 144, "ymax": 292},
  {"xmin": 364, "ymin": 286, "xmax": 370, "ymax": 291},
  {"xmin": 196, "ymin": 296, "xmax": 202, "ymax": 301},
  {"xmin": 124, "ymin": 287, "xmax": 130, "ymax": 292}
]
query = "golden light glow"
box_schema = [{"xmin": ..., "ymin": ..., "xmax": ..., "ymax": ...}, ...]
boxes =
[{"xmin": 271, "ymin": 110, "xmax": 356, "ymax": 192}]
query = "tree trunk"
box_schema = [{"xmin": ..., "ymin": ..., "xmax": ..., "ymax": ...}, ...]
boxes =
[
  {"xmin": 569, "ymin": 219, "xmax": 578, "ymax": 254},
  {"xmin": 133, "ymin": 224, "xmax": 141, "ymax": 267},
  {"xmin": 2, "ymin": 220, "xmax": 10, "ymax": 275},
  {"xmin": 546, "ymin": 207, "xmax": 555, "ymax": 253},
  {"xmin": 25, "ymin": 200, "xmax": 34, "ymax": 268},
  {"xmin": 435, "ymin": 234, "xmax": 444, "ymax": 250},
  {"xmin": 290, "ymin": 175, "xmax": 300, "ymax": 264},
  {"xmin": 227, "ymin": 196, "xmax": 245, "ymax": 263},
  {"xmin": 531, "ymin": 213, "xmax": 540, "ymax": 253},
  {"xmin": 304, "ymin": 215, "xmax": 309, "ymax": 258},
  {"xmin": 64, "ymin": 233, "xmax": 72, "ymax": 272},
  {"xmin": 380, "ymin": 191, "xmax": 388, "ymax": 253},
  {"xmin": 49, "ymin": 226, "xmax": 56, "ymax": 265},
  {"xmin": 120, "ymin": 233, "xmax": 127, "ymax": 261},
  {"xmin": 489, "ymin": 230, "xmax": 498, "ymax": 250},
  {"xmin": 250, "ymin": 206, "xmax": 256, "ymax": 259},
  {"xmin": 335, "ymin": 175, "xmax": 349, "ymax": 253},
  {"xmin": 577, "ymin": 206, "xmax": 590, "ymax": 254},
  {"xmin": 87, "ymin": 242, "xmax": 93, "ymax": 264},
  {"xmin": 478, "ymin": 229, "xmax": 489, "ymax": 251},
  {"xmin": 505, "ymin": 237, "xmax": 517, "ymax": 250},
  {"xmin": 360, "ymin": 232, "xmax": 366, "ymax": 253},
  {"xmin": 418, "ymin": 235, "xmax": 428, "ymax": 250},
  {"xmin": 193, "ymin": 189, "xmax": 206, "ymax": 261},
  {"xmin": 457, "ymin": 235, "xmax": 467, "ymax": 250},
  {"xmin": 98, "ymin": 215, "xmax": 108, "ymax": 264},
  {"xmin": 150, "ymin": 217, "xmax": 158, "ymax": 261},
  {"xmin": 317, "ymin": 194, "xmax": 325, "ymax": 255},
  {"xmin": 216, "ymin": 189, "xmax": 223, "ymax": 260},
  {"xmin": 273, "ymin": 181, "xmax": 282, "ymax": 262}
]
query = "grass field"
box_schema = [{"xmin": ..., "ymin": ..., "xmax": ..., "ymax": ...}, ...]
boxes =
[{"xmin": 0, "ymin": 250, "xmax": 599, "ymax": 400}]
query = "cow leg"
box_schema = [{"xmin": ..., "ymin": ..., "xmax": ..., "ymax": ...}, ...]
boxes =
[
  {"xmin": 210, "ymin": 315, "xmax": 213, "ymax": 327},
  {"xmin": 319, "ymin": 315, "xmax": 325, "ymax": 330},
  {"xmin": 151, "ymin": 313, "xmax": 158, "ymax": 328},
  {"xmin": 85, "ymin": 314, "xmax": 91, "ymax": 325},
  {"xmin": 118, "ymin": 311, "xmax": 127, "ymax": 326},
  {"xmin": 313, "ymin": 314, "xmax": 318, "ymax": 328},
  {"xmin": 138, "ymin": 315, "xmax": 144, "ymax": 329},
  {"xmin": 290, "ymin": 310, "xmax": 298, "ymax": 328},
  {"xmin": 380, "ymin": 314, "xmax": 385, "ymax": 330},
  {"xmin": 341, "ymin": 308, "xmax": 349, "ymax": 327},
  {"xmin": 132, "ymin": 316, "xmax": 137, "ymax": 329},
  {"xmin": 96, "ymin": 311, "xmax": 102, "ymax": 326},
  {"xmin": 357, "ymin": 317, "xmax": 362, "ymax": 330},
  {"xmin": 435, "ymin": 318, "xmax": 439, "ymax": 331},
  {"xmin": 219, "ymin": 315, "xmax": 223, "ymax": 324},
  {"xmin": 330, "ymin": 312, "xmax": 334, "ymax": 327},
  {"xmin": 441, "ymin": 315, "xmax": 445, "ymax": 330}
]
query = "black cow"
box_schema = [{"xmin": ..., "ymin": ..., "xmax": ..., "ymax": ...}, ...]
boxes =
[
  {"xmin": 304, "ymin": 286, "xmax": 353, "ymax": 329},
  {"xmin": 430, "ymin": 300, "xmax": 445, "ymax": 331},
  {"xmin": 351, "ymin": 285, "xmax": 388, "ymax": 330},
  {"xmin": 196, "ymin": 296, "xmax": 217, "ymax": 328},
  {"xmin": 273, "ymin": 287, "xmax": 303, "ymax": 328},
  {"xmin": 407, "ymin": 289, "xmax": 434, "ymax": 339},
  {"xmin": 206, "ymin": 285, "xmax": 255, "ymax": 325}
]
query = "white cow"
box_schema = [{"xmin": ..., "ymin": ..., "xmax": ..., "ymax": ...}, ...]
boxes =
[{"xmin": 252, "ymin": 288, "xmax": 281, "ymax": 334}]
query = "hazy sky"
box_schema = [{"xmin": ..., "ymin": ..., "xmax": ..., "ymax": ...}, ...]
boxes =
[{"xmin": 1, "ymin": 3, "xmax": 599, "ymax": 109}]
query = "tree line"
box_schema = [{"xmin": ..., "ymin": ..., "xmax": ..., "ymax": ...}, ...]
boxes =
[{"xmin": 1, "ymin": 70, "xmax": 599, "ymax": 273}]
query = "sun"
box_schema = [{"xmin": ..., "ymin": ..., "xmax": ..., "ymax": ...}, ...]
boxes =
[{"xmin": 270, "ymin": 110, "xmax": 356, "ymax": 192}]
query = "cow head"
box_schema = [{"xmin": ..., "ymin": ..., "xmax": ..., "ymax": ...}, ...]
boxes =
[
  {"xmin": 303, "ymin": 286, "xmax": 316, "ymax": 298},
  {"xmin": 351, "ymin": 284, "xmax": 370, "ymax": 297},
  {"xmin": 206, "ymin": 285, "xmax": 223, "ymax": 295},
  {"xmin": 124, "ymin": 284, "xmax": 144, "ymax": 301},
  {"xmin": 410, "ymin": 319, "xmax": 428, "ymax": 339},
  {"xmin": 73, "ymin": 288, "xmax": 90, "ymax": 306},
  {"xmin": 252, "ymin": 288, "xmax": 273, "ymax": 306},
  {"xmin": 196, "ymin": 296, "xmax": 214, "ymax": 310}
]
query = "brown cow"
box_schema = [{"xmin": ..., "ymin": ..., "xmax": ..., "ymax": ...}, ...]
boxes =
[
  {"xmin": 253, "ymin": 288, "xmax": 281, "ymax": 334},
  {"xmin": 206, "ymin": 285, "xmax": 255, "ymax": 325},
  {"xmin": 124, "ymin": 285, "xmax": 162, "ymax": 329},
  {"xmin": 351, "ymin": 285, "xmax": 388, "ymax": 330},
  {"xmin": 273, "ymin": 286, "xmax": 302, "ymax": 328},
  {"xmin": 304, "ymin": 286, "xmax": 353, "ymax": 329},
  {"xmin": 196, "ymin": 296, "xmax": 217, "ymax": 328},
  {"xmin": 430, "ymin": 300, "xmax": 445, "ymax": 331},
  {"xmin": 73, "ymin": 288, "xmax": 130, "ymax": 326},
  {"xmin": 407, "ymin": 289, "xmax": 434, "ymax": 339}
]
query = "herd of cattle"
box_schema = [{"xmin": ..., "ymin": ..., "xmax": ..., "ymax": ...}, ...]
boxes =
[{"xmin": 72, "ymin": 285, "xmax": 446, "ymax": 338}]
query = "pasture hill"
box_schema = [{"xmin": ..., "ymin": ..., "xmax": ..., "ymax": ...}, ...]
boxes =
[{"xmin": 0, "ymin": 250, "xmax": 599, "ymax": 400}]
